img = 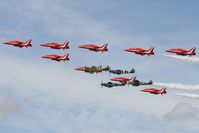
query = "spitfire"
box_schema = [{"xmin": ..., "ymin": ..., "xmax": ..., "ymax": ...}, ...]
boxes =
[
  {"xmin": 103, "ymin": 66, "xmax": 135, "ymax": 75},
  {"xmin": 75, "ymin": 66, "xmax": 103, "ymax": 74},
  {"xmin": 101, "ymin": 82, "xmax": 126, "ymax": 88}
]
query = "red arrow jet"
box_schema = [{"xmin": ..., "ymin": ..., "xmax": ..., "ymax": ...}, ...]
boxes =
[
  {"xmin": 141, "ymin": 88, "xmax": 167, "ymax": 95},
  {"xmin": 110, "ymin": 76, "xmax": 136, "ymax": 83},
  {"xmin": 42, "ymin": 53, "xmax": 69, "ymax": 62},
  {"xmin": 78, "ymin": 43, "xmax": 108, "ymax": 52},
  {"xmin": 124, "ymin": 47, "xmax": 154, "ymax": 56},
  {"xmin": 3, "ymin": 39, "xmax": 32, "ymax": 48},
  {"xmin": 165, "ymin": 47, "xmax": 196, "ymax": 56},
  {"xmin": 75, "ymin": 65, "xmax": 103, "ymax": 74},
  {"xmin": 40, "ymin": 41, "xmax": 69, "ymax": 50}
]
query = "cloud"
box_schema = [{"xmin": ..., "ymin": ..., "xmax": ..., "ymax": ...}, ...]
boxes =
[
  {"xmin": 0, "ymin": 92, "xmax": 20, "ymax": 117},
  {"xmin": 164, "ymin": 103, "xmax": 199, "ymax": 121},
  {"xmin": 0, "ymin": 0, "xmax": 199, "ymax": 132}
]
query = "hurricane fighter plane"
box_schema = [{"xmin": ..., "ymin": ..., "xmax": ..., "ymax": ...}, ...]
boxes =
[
  {"xmin": 100, "ymin": 82, "xmax": 126, "ymax": 88},
  {"xmin": 40, "ymin": 41, "xmax": 69, "ymax": 50},
  {"xmin": 141, "ymin": 88, "xmax": 167, "ymax": 95},
  {"xmin": 103, "ymin": 66, "xmax": 135, "ymax": 75},
  {"xmin": 124, "ymin": 47, "xmax": 154, "ymax": 56},
  {"xmin": 78, "ymin": 43, "xmax": 108, "ymax": 52},
  {"xmin": 42, "ymin": 53, "xmax": 69, "ymax": 62},
  {"xmin": 3, "ymin": 39, "xmax": 32, "ymax": 48},
  {"xmin": 165, "ymin": 47, "xmax": 196, "ymax": 56},
  {"xmin": 75, "ymin": 65, "xmax": 103, "ymax": 74},
  {"xmin": 129, "ymin": 79, "xmax": 153, "ymax": 86}
]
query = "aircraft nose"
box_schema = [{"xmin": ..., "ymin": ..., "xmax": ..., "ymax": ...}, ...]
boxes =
[
  {"xmin": 42, "ymin": 56, "xmax": 48, "ymax": 58},
  {"xmin": 165, "ymin": 50, "xmax": 171, "ymax": 52},
  {"xmin": 3, "ymin": 42, "xmax": 8, "ymax": 44},
  {"xmin": 75, "ymin": 67, "xmax": 82, "ymax": 71}
]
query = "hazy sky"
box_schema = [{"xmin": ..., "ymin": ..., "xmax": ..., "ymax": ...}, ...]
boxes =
[{"xmin": 0, "ymin": 0, "xmax": 199, "ymax": 133}]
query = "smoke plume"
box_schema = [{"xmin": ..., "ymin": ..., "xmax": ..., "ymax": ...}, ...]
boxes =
[
  {"xmin": 162, "ymin": 54, "xmax": 199, "ymax": 64},
  {"xmin": 154, "ymin": 82, "xmax": 199, "ymax": 91},
  {"xmin": 176, "ymin": 93, "xmax": 199, "ymax": 99}
]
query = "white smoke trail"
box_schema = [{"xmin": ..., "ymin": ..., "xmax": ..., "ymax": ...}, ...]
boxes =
[
  {"xmin": 162, "ymin": 54, "xmax": 199, "ymax": 64},
  {"xmin": 154, "ymin": 82, "xmax": 199, "ymax": 91},
  {"xmin": 176, "ymin": 93, "xmax": 199, "ymax": 99}
]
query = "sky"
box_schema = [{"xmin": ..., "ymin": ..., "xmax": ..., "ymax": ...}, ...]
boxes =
[{"xmin": 0, "ymin": 0, "xmax": 199, "ymax": 133}]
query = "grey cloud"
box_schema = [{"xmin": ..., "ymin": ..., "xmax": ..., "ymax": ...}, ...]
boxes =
[
  {"xmin": 0, "ymin": 92, "xmax": 21, "ymax": 117},
  {"xmin": 164, "ymin": 103, "xmax": 199, "ymax": 121}
]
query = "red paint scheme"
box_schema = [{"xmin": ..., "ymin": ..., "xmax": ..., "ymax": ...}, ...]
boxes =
[
  {"xmin": 40, "ymin": 41, "xmax": 69, "ymax": 50},
  {"xmin": 3, "ymin": 39, "xmax": 32, "ymax": 48},
  {"xmin": 75, "ymin": 65, "xmax": 103, "ymax": 73},
  {"xmin": 79, "ymin": 43, "xmax": 108, "ymax": 52},
  {"xmin": 141, "ymin": 88, "xmax": 167, "ymax": 95},
  {"xmin": 165, "ymin": 47, "xmax": 196, "ymax": 56},
  {"xmin": 110, "ymin": 76, "xmax": 136, "ymax": 83},
  {"xmin": 75, "ymin": 66, "xmax": 90, "ymax": 71},
  {"xmin": 42, "ymin": 53, "xmax": 69, "ymax": 62},
  {"xmin": 124, "ymin": 47, "xmax": 154, "ymax": 56}
]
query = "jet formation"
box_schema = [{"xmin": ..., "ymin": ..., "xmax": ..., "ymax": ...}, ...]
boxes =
[
  {"xmin": 75, "ymin": 65, "xmax": 135, "ymax": 75},
  {"xmin": 101, "ymin": 76, "xmax": 152, "ymax": 88},
  {"xmin": 2, "ymin": 39, "xmax": 197, "ymax": 96}
]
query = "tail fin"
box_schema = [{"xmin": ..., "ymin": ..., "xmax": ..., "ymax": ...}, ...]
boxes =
[
  {"xmin": 145, "ymin": 47, "xmax": 154, "ymax": 54},
  {"xmin": 97, "ymin": 65, "xmax": 102, "ymax": 69},
  {"xmin": 61, "ymin": 41, "xmax": 69, "ymax": 49},
  {"xmin": 160, "ymin": 88, "xmax": 166, "ymax": 94},
  {"xmin": 60, "ymin": 53, "xmax": 69, "ymax": 61},
  {"xmin": 23, "ymin": 39, "xmax": 32, "ymax": 46},
  {"xmin": 129, "ymin": 76, "xmax": 136, "ymax": 83},
  {"xmin": 99, "ymin": 43, "xmax": 108, "ymax": 51},
  {"xmin": 187, "ymin": 47, "xmax": 196, "ymax": 55}
]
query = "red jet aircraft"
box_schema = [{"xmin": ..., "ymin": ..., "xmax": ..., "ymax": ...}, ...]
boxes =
[
  {"xmin": 124, "ymin": 47, "xmax": 154, "ymax": 56},
  {"xmin": 78, "ymin": 43, "xmax": 108, "ymax": 52},
  {"xmin": 110, "ymin": 76, "xmax": 136, "ymax": 83},
  {"xmin": 141, "ymin": 88, "xmax": 167, "ymax": 95},
  {"xmin": 42, "ymin": 53, "xmax": 69, "ymax": 62},
  {"xmin": 75, "ymin": 65, "xmax": 103, "ymax": 74},
  {"xmin": 40, "ymin": 41, "xmax": 69, "ymax": 50},
  {"xmin": 165, "ymin": 47, "xmax": 196, "ymax": 56},
  {"xmin": 3, "ymin": 39, "xmax": 32, "ymax": 48}
]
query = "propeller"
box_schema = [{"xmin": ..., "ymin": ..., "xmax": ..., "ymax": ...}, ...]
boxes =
[{"xmin": 100, "ymin": 81, "xmax": 103, "ymax": 88}]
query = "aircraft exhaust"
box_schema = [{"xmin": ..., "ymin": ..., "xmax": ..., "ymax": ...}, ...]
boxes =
[
  {"xmin": 153, "ymin": 82, "xmax": 199, "ymax": 91},
  {"xmin": 161, "ymin": 54, "xmax": 199, "ymax": 64},
  {"xmin": 176, "ymin": 93, "xmax": 199, "ymax": 99}
]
